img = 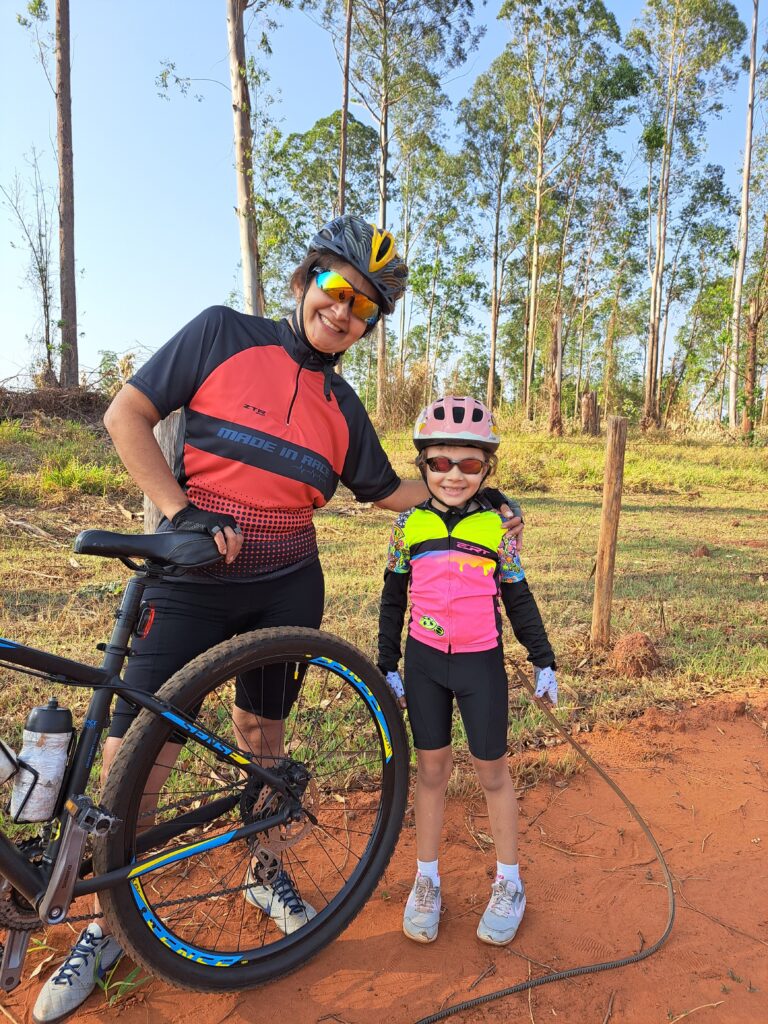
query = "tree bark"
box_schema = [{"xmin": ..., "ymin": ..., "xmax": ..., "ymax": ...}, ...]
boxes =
[
  {"xmin": 337, "ymin": 0, "xmax": 353, "ymax": 216},
  {"xmin": 524, "ymin": 127, "xmax": 544, "ymax": 421},
  {"xmin": 741, "ymin": 295, "xmax": 759, "ymax": 438},
  {"xmin": 548, "ymin": 305, "xmax": 563, "ymax": 435},
  {"xmin": 56, "ymin": 0, "xmax": 78, "ymax": 387},
  {"xmin": 486, "ymin": 174, "xmax": 504, "ymax": 410},
  {"xmin": 226, "ymin": 0, "xmax": 264, "ymax": 316},
  {"xmin": 730, "ymin": 0, "xmax": 759, "ymax": 428},
  {"xmin": 591, "ymin": 416, "xmax": 627, "ymax": 648},
  {"xmin": 581, "ymin": 390, "xmax": 598, "ymax": 436}
]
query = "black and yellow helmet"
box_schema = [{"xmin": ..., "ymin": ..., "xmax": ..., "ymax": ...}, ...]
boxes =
[{"xmin": 310, "ymin": 215, "xmax": 408, "ymax": 314}]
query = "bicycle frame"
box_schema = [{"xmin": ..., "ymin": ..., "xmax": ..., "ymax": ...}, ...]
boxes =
[{"xmin": 0, "ymin": 571, "xmax": 299, "ymax": 916}]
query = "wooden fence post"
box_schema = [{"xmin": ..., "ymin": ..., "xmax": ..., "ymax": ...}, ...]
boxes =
[
  {"xmin": 143, "ymin": 410, "xmax": 182, "ymax": 533},
  {"xmin": 590, "ymin": 415, "xmax": 628, "ymax": 648}
]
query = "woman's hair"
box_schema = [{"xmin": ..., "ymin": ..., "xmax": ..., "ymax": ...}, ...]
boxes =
[{"xmin": 289, "ymin": 250, "xmax": 331, "ymax": 300}]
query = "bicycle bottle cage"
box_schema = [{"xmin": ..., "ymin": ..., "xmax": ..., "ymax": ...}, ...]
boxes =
[{"xmin": 74, "ymin": 530, "xmax": 222, "ymax": 574}]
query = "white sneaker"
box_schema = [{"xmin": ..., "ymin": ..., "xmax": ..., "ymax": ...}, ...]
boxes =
[
  {"xmin": 32, "ymin": 922, "xmax": 122, "ymax": 1024},
  {"xmin": 477, "ymin": 878, "xmax": 526, "ymax": 945},
  {"xmin": 403, "ymin": 874, "xmax": 441, "ymax": 943},
  {"xmin": 244, "ymin": 866, "xmax": 317, "ymax": 934}
]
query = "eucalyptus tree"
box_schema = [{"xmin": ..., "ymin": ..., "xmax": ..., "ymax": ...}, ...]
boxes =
[
  {"xmin": 262, "ymin": 110, "xmax": 380, "ymax": 312},
  {"xmin": 158, "ymin": 2, "xmax": 291, "ymax": 316},
  {"xmin": 18, "ymin": 0, "xmax": 78, "ymax": 385},
  {"xmin": 626, "ymin": 0, "xmax": 745, "ymax": 427},
  {"xmin": 458, "ymin": 48, "xmax": 526, "ymax": 411},
  {"xmin": 729, "ymin": 0, "xmax": 759, "ymax": 429},
  {"xmin": 497, "ymin": 0, "xmax": 639, "ymax": 423},
  {"xmin": 312, "ymin": 0, "xmax": 483, "ymax": 413}
]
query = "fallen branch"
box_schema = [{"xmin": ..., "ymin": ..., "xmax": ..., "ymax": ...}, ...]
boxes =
[
  {"xmin": 0, "ymin": 1005, "xmax": 23, "ymax": 1024},
  {"xmin": 540, "ymin": 841, "xmax": 600, "ymax": 858},
  {"xmin": 668, "ymin": 1001, "xmax": 724, "ymax": 1023},
  {"xmin": 468, "ymin": 962, "xmax": 496, "ymax": 991},
  {"xmin": 602, "ymin": 989, "xmax": 616, "ymax": 1024}
]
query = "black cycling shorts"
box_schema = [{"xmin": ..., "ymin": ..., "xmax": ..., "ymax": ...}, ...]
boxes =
[
  {"xmin": 109, "ymin": 559, "xmax": 324, "ymax": 739},
  {"xmin": 403, "ymin": 637, "xmax": 509, "ymax": 761}
]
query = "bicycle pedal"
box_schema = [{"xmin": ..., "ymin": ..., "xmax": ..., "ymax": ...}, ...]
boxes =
[{"xmin": 65, "ymin": 795, "xmax": 120, "ymax": 836}]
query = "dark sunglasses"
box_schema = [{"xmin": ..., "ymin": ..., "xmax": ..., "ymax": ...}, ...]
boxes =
[
  {"xmin": 314, "ymin": 268, "xmax": 381, "ymax": 326},
  {"xmin": 424, "ymin": 456, "xmax": 487, "ymax": 475}
]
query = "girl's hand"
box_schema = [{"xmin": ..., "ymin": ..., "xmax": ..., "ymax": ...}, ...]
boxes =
[
  {"xmin": 534, "ymin": 666, "xmax": 557, "ymax": 705},
  {"xmin": 385, "ymin": 670, "xmax": 407, "ymax": 709}
]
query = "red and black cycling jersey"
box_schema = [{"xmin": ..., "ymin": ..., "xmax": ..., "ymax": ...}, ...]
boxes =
[{"xmin": 129, "ymin": 305, "xmax": 400, "ymax": 580}]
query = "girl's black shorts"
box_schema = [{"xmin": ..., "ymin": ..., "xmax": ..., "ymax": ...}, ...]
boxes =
[
  {"xmin": 109, "ymin": 559, "xmax": 324, "ymax": 739},
  {"xmin": 403, "ymin": 637, "xmax": 509, "ymax": 761}
]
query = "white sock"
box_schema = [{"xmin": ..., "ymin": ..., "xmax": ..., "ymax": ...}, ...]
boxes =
[
  {"xmin": 417, "ymin": 859, "xmax": 440, "ymax": 885},
  {"xmin": 496, "ymin": 862, "xmax": 520, "ymax": 886}
]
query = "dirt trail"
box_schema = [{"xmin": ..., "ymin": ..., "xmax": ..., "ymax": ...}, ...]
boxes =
[{"xmin": 5, "ymin": 695, "xmax": 767, "ymax": 1024}]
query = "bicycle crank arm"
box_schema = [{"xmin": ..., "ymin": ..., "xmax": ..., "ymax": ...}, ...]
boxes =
[
  {"xmin": 1, "ymin": 928, "xmax": 32, "ymax": 992},
  {"xmin": 38, "ymin": 797, "xmax": 120, "ymax": 925}
]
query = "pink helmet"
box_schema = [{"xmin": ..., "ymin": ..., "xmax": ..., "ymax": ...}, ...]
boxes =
[{"xmin": 413, "ymin": 396, "xmax": 500, "ymax": 453}]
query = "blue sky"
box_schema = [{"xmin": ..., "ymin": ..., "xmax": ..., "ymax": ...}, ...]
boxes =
[{"xmin": 0, "ymin": 0, "xmax": 758, "ymax": 384}]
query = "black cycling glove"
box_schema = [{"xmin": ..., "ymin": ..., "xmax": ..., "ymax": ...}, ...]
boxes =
[
  {"xmin": 171, "ymin": 502, "xmax": 241, "ymax": 537},
  {"xmin": 480, "ymin": 488, "xmax": 523, "ymax": 522}
]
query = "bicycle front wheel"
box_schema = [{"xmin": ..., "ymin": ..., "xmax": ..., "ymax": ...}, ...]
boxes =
[{"xmin": 95, "ymin": 627, "xmax": 409, "ymax": 991}]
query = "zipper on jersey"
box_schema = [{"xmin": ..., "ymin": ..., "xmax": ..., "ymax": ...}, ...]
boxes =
[{"xmin": 286, "ymin": 351, "xmax": 310, "ymax": 424}]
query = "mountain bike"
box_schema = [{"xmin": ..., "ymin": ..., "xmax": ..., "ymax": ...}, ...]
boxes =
[{"xmin": 0, "ymin": 528, "xmax": 409, "ymax": 993}]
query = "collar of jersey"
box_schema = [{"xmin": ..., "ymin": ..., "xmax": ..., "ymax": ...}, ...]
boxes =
[
  {"xmin": 280, "ymin": 314, "xmax": 341, "ymax": 371},
  {"xmin": 416, "ymin": 493, "xmax": 494, "ymax": 523}
]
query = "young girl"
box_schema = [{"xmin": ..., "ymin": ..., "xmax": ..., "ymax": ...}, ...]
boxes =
[{"xmin": 377, "ymin": 396, "xmax": 557, "ymax": 945}]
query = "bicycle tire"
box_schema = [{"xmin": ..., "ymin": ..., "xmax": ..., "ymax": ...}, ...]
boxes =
[{"xmin": 94, "ymin": 627, "xmax": 409, "ymax": 991}]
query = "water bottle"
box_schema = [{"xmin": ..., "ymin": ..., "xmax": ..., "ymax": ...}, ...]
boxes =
[{"xmin": 10, "ymin": 700, "xmax": 73, "ymax": 822}]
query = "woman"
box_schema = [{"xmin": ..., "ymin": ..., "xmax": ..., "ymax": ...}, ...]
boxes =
[{"xmin": 33, "ymin": 216, "xmax": 522, "ymax": 1024}]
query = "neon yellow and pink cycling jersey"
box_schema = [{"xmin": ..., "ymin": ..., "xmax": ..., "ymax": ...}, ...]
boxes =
[{"xmin": 384, "ymin": 500, "xmax": 525, "ymax": 655}]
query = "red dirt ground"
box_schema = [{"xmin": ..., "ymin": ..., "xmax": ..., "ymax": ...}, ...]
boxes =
[{"xmin": 5, "ymin": 695, "xmax": 767, "ymax": 1024}]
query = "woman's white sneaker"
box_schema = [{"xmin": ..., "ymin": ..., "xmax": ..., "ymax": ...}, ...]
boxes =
[
  {"xmin": 32, "ymin": 922, "xmax": 122, "ymax": 1024},
  {"xmin": 244, "ymin": 866, "xmax": 317, "ymax": 934},
  {"xmin": 477, "ymin": 878, "xmax": 526, "ymax": 945}
]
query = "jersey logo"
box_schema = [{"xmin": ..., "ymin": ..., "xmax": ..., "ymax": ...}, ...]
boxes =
[
  {"xmin": 243, "ymin": 404, "xmax": 266, "ymax": 416},
  {"xmin": 419, "ymin": 615, "xmax": 445, "ymax": 637}
]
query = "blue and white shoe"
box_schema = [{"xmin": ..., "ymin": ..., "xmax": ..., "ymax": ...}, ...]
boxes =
[
  {"xmin": 477, "ymin": 878, "xmax": 526, "ymax": 945},
  {"xmin": 403, "ymin": 874, "xmax": 441, "ymax": 943},
  {"xmin": 244, "ymin": 866, "xmax": 317, "ymax": 934},
  {"xmin": 32, "ymin": 922, "xmax": 122, "ymax": 1024}
]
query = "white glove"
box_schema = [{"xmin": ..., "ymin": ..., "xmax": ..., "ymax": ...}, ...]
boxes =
[
  {"xmin": 534, "ymin": 665, "xmax": 557, "ymax": 705},
  {"xmin": 385, "ymin": 670, "xmax": 405, "ymax": 701}
]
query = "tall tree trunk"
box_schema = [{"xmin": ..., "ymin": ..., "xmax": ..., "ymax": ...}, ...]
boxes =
[
  {"xmin": 730, "ymin": 0, "xmax": 759, "ymax": 428},
  {"xmin": 486, "ymin": 177, "xmax": 503, "ymax": 409},
  {"xmin": 603, "ymin": 257, "xmax": 625, "ymax": 418},
  {"xmin": 644, "ymin": 12, "xmax": 681, "ymax": 426},
  {"xmin": 337, "ymin": 0, "xmax": 353, "ymax": 216},
  {"xmin": 548, "ymin": 305, "xmax": 563, "ymax": 435},
  {"xmin": 226, "ymin": 0, "xmax": 264, "ymax": 316},
  {"xmin": 524, "ymin": 121, "xmax": 545, "ymax": 420},
  {"xmin": 375, "ymin": 92, "xmax": 389, "ymax": 417},
  {"xmin": 741, "ymin": 296, "xmax": 759, "ymax": 437},
  {"xmin": 56, "ymin": 0, "xmax": 78, "ymax": 387},
  {"xmin": 397, "ymin": 159, "xmax": 411, "ymax": 375}
]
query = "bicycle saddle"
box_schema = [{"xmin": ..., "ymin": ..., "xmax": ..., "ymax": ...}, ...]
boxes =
[{"xmin": 74, "ymin": 530, "xmax": 222, "ymax": 569}]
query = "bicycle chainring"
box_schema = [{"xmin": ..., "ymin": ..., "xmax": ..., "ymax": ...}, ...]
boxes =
[{"xmin": 0, "ymin": 839, "xmax": 45, "ymax": 932}]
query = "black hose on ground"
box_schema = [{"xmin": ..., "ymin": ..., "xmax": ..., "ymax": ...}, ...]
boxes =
[{"xmin": 413, "ymin": 666, "xmax": 676, "ymax": 1024}]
